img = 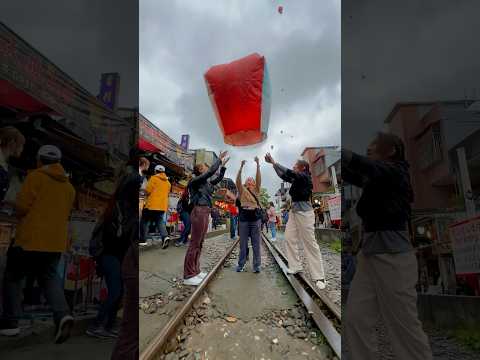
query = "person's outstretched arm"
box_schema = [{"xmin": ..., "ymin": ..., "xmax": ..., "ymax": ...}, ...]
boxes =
[
  {"xmin": 342, "ymin": 149, "xmax": 396, "ymax": 182},
  {"xmin": 254, "ymin": 156, "xmax": 261, "ymax": 192},
  {"xmin": 210, "ymin": 165, "xmax": 227, "ymax": 186},
  {"xmin": 265, "ymin": 153, "xmax": 298, "ymax": 183},
  {"xmin": 236, "ymin": 160, "xmax": 245, "ymax": 197},
  {"xmin": 190, "ymin": 151, "xmax": 229, "ymax": 186}
]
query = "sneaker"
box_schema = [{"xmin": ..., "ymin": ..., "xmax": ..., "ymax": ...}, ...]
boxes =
[
  {"xmin": 0, "ymin": 319, "xmax": 20, "ymax": 337},
  {"xmin": 315, "ymin": 280, "xmax": 327, "ymax": 290},
  {"xmin": 286, "ymin": 268, "xmax": 303, "ymax": 275},
  {"xmin": 86, "ymin": 325, "xmax": 117, "ymax": 339},
  {"xmin": 236, "ymin": 265, "xmax": 246, "ymax": 272},
  {"xmin": 162, "ymin": 236, "xmax": 170, "ymax": 249},
  {"xmin": 55, "ymin": 315, "xmax": 74, "ymax": 344},
  {"xmin": 271, "ymin": 238, "xmax": 277, "ymax": 242},
  {"xmin": 253, "ymin": 267, "xmax": 261, "ymax": 273},
  {"xmin": 183, "ymin": 275, "xmax": 203, "ymax": 286},
  {"xmin": 139, "ymin": 241, "xmax": 148, "ymax": 247},
  {"xmin": 174, "ymin": 241, "xmax": 183, "ymax": 247},
  {"xmin": 198, "ymin": 271, "xmax": 208, "ymax": 279}
]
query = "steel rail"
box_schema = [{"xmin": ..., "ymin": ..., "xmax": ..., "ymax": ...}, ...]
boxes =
[
  {"xmin": 139, "ymin": 238, "xmax": 240, "ymax": 360},
  {"xmin": 261, "ymin": 234, "xmax": 342, "ymax": 359},
  {"xmin": 263, "ymin": 234, "xmax": 341, "ymax": 321}
]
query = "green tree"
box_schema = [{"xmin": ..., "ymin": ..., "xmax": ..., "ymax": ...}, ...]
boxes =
[{"xmin": 259, "ymin": 187, "xmax": 271, "ymax": 208}]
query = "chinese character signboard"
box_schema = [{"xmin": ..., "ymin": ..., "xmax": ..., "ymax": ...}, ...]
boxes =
[
  {"xmin": 98, "ymin": 73, "xmax": 120, "ymax": 111},
  {"xmin": 180, "ymin": 134, "xmax": 190, "ymax": 150},
  {"xmin": 449, "ymin": 216, "xmax": 480, "ymax": 274},
  {"xmin": 327, "ymin": 195, "xmax": 341, "ymax": 221}
]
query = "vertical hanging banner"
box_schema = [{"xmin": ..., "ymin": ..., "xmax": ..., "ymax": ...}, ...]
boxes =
[
  {"xmin": 98, "ymin": 73, "xmax": 120, "ymax": 111},
  {"xmin": 180, "ymin": 134, "xmax": 190, "ymax": 150}
]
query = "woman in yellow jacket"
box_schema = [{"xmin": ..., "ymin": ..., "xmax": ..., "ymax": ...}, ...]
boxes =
[{"xmin": 141, "ymin": 165, "xmax": 171, "ymax": 248}]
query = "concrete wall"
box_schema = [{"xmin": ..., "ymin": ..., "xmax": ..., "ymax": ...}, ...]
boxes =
[
  {"xmin": 278, "ymin": 226, "xmax": 341, "ymax": 244},
  {"xmin": 417, "ymin": 294, "xmax": 480, "ymax": 328}
]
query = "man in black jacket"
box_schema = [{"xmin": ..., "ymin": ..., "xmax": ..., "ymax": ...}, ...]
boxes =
[
  {"xmin": 265, "ymin": 153, "xmax": 327, "ymax": 290},
  {"xmin": 342, "ymin": 132, "xmax": 432, "ymax": 360}
]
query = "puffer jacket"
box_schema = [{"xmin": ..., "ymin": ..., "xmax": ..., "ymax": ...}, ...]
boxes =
[
  {"xmin": 145, "ymin": 172, "xmax": 171, "ymax": 211},
  {"xmin": 15, "ymin": 163, "xmax": 76, "ymax": 253}
]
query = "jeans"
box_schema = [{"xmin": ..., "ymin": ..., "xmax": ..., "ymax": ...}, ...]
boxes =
[
  {"xmin": 179, "ymin": 211, "xmax": 191, "ymax": 244},
  {"xmin": 230, "ymin": 215, "xmax": 238, "ymax": 239},
  {"xmin": 95, "ymin": 255, "xmax": 123, "ymax": 329},
  {"xmin": 140, "ymin": 209, "xmax": 168, "ymax": 241},
  {"xmin": 183, "ymin": 206, "xmax": 210, "ymax": 279},
  {"xmin": 111, "ymin": 245, "xmax": 138, "ymax": 360},
  {"xmin": 269, "ymin": 221, "xmax": 277, "ymax": 238},
  {"xmin": 238, "ymin": 220, "xmax": 261, "ymax": 270},
  {"xmin": 2, "ymin": 247, "xmax": 70, "ymax": 326}
]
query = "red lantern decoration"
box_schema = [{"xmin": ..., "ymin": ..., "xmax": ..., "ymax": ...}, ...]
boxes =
[{"xmin": 204, "ymin": 53, "xmax": 271, "ymax": 146}]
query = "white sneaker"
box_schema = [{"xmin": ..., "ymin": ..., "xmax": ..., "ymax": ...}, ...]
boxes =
[
  {"xmin": 183, "ymin": 275, "xmax": 203, "ymax": 286},
  {"xmin": 286, "ymin": 268, "xmax": 303, "ymax": 275},
  {"xmin": 139, "ymin": 241, "xmax": 148, "ymax": 247},
  {"xmin": 198, "ymin": 271, "xmax": 208, "ymax": 279},
  {"xmin": 271, "ymin": 238, "xmax": 277, "ymax": 242},
  {"xmin": 316, "ymin": 280, "xmax": 327, "ymax": 290}
]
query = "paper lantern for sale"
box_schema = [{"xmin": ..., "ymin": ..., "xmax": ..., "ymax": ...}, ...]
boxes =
[{"xmin": 204, "ymin": 53, "xmax": 271, "ymax": 146}]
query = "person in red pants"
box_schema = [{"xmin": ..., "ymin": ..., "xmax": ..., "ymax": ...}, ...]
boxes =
[{"xmin": 183, "ymin": 151, "xmax": 229, "ymax": 286}]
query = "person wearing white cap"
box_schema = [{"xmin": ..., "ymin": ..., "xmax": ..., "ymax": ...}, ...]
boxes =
[
  {"xmin": 141, "ymin": 164, "xmax": 171, "ymax": 248},
  {"xmin": 0, "ymin": 144, "xmax": 76, "ymax": 344}
]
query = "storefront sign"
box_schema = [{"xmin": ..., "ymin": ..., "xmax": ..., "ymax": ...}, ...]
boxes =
[
  {"xmin": 449, "ymin": 216, "xmax": 480, "ymax": 274},
  {"xmin": 139, "ymin": 114, "xmax": 194, "ymax": 170},
  {"xmin": 0, "ymin": 23, "xmax": 130, "ymax": 159},
  {"xmin": 327, "ymin": 195, "xmax": 341, "ymax": 221}
]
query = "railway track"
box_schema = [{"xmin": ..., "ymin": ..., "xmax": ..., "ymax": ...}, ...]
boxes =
[{"xmin": 140, "ymin": 233, "xmax": 341, "ymax": 360}]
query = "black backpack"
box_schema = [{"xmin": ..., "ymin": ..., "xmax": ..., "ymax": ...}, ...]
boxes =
[{"xmin": 177, "ymin": 182, "xmax": 194, "ymax": 214}]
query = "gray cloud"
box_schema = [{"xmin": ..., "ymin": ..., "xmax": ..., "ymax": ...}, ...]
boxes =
[
  {"xmin": 343, "ymin": 0, "xmax": 480, "ymax": 153},
  {"xmin": 140, "ymin": 0, "xmax": 341, "ymax": 195}
]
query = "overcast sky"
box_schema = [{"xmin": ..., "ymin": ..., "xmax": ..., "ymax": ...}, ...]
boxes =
[
  {"xmin": 140, "ymin": 0, "xmax": 341, "ymax": 196},
  {"xmin": 342, "ymin": 0, "xmax": 480, "ymax": 153}
]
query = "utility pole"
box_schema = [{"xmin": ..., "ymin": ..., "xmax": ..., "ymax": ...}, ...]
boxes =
[{"xmin": 457, "ymin": 147, "xmax": 476, "ymax": 217}]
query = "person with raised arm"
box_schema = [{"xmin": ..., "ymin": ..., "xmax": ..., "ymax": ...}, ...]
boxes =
[
  {"xmin": 235, "ymin": 157, "xmax": 262, "ymax": 273},
  {"xmin": 264, "ymin": 153, "xmax": 326, "ymax": 290},
  {"xmin": 342, "ymin": 132, "xmax": 432, "ymax": 360},
  {"xmin": 183, "ymin": 151, "xmax": 229, "ymax": 286}
]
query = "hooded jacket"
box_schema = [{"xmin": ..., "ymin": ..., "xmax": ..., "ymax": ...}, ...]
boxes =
[
  {"xmin": 145, "ymin": 172, "xmax": 171, "ymax": 211},
  {"xmin": 15, "ymin": 163, "xmax": 75, "ymax": 253}
]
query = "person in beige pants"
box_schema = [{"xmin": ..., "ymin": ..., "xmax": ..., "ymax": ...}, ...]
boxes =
[
  {"xmin": 265, "ymin": 153, "xmax": 326, "ymax": 290},
  {"xmin": 285, "ymin": 209, "xmax": 326, "ymax": 284},
  {"xmin": 342, "ymin": 132, "xmax": 432, "ymax": 360}
]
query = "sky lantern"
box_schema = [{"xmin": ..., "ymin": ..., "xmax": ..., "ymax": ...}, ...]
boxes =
[{"xmin": 204, "ymin": 53, "xmax": 271, "ymax": 146}]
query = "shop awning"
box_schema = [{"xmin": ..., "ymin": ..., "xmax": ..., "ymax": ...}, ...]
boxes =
[{"xmin": 0, "ymin": 79, "xmax": 52, "ymax": 113}]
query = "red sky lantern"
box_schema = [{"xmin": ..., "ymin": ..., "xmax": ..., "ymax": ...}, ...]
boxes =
[{"xmin": 204, "ymin": 53, "xmax": 271, "ymax": 146}]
